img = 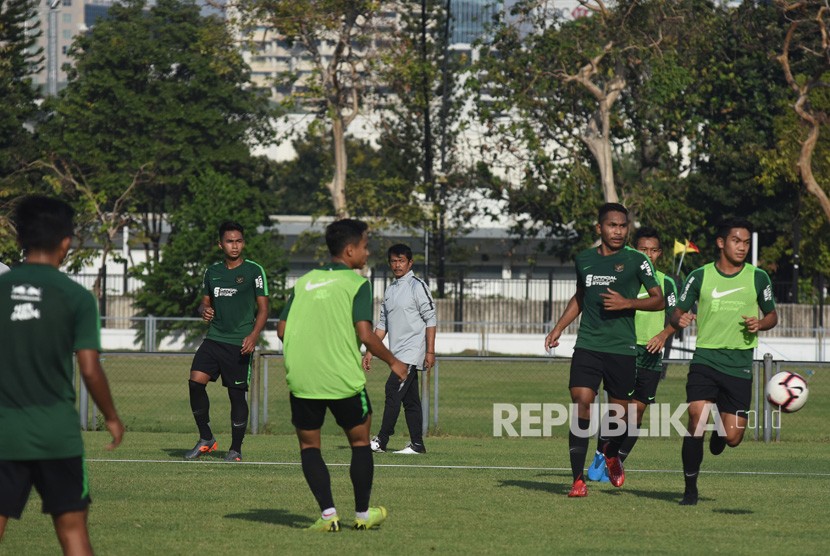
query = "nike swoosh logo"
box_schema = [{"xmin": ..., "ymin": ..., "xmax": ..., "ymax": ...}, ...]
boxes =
[
  {"xmin": 711, "ymin": 286, "xmax": 745, "ymax": 299},
  {"xmin": 234, "ymin": 380, "xmax": 246, "ymax": 385},
  {"xmin": 637, "ymin": 292, "xmax": 649, "ymax": 299},
  {"xmin": 648, "ymin": 396, "xmax": 656, "ymax": 401},
  {"xmin": 305, "ymin": 280, "xmax": 336, "ymax": 291}
]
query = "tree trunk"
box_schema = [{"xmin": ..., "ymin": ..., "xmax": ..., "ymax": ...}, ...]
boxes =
[
  {"xmin": 329, "ymin": 116, "xmax": 349, "ymax": 218},
  {"xmin": 798, "ymin": 110, "xmax": 830, "ymax": 222},
  {"xmin": 581, "ymin": 105, "xmax": 619, "ymax": 204}
]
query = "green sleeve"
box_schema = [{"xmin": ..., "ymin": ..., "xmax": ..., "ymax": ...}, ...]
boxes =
[
  {"xmin": 74, "ymin": 289, "xmax": 102, "ymax": 351},
  {"xmin": 755, "ymin": 268, "xmax": 776, "ymax": 314},
  {"xmin": 279, "ymin": 291, "xmax": 294, "ymax": 320},
  {"xmin": 664, "ymin": 275, "xmax": 678, "ymax": 318},
  {"xmin": 635, "ymin": 251, "xmax": 659, "ymax": 290},
  {"xmin": 202, "ymin": 267, "xmax": 211, "ymax": 297},
  {"xmin": 352, "ymin": 281, "xmax": 373, "ymax": 323},
  {"xmin": 677, "ymin": 268, "xmax": 703, "ymax": 312}
]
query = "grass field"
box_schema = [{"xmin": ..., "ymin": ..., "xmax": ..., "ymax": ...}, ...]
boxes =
[{"xmin": 3, "ymin": 356, "xmax": 827, "ymax": 554}]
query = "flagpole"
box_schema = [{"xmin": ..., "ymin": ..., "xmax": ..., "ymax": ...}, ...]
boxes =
[{"xmin": 678, "ymin": 248, "xmax": 687, "ymax": 275}]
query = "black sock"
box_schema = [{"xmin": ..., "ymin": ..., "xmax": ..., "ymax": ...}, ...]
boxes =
[
  {"xmin": 604, "ymin": 428, "xmax": 628, "ymax": 459},
  {"xmin": 682, "ymin": 436, "xmax": 704, "ymax": 494},
  {"xmin": 228, "ymin": 388, "xmax": 248, "ymax": 453},
  {"xmin": 350, "ymin": 445, "xmax": 374, "ymax": 513},
  {"xmin": 618, "ymin": 431, "xmax": 640, "ymax": 463},
  {"xmin": 188, "ymin": 380, "xmax": 212, "ymax": 440},
  {"xmin": 569, "ymin": 418, "xmax": 591, "ymax": 481},
  {"xmin": 595, "ymin": 434, "xmax": 608, "ymax": 454},
  {"xmin": 301, "ymin": 448, "xmax": 334, "ymax": 512}
]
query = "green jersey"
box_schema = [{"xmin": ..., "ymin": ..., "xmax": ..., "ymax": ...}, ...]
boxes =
[
  {"xmin": 0, "ymin": 264, "xmax": 101, "ymax": 460},
  {"xmin": 280, "ymin": 264, "xmax": 373, "ymax": 399},
  {"xmin": 635, "ymin": 271, "xmax": 677, "ymax": 372},
  {"xmin": 203, "ymin": 259, "xmax": 268, "ymax": 346},
  {"xmin": 677, "ymin": 262, "xmax": 776, "ymax": 379},
  {"xmin": 574, "ymin": 246, "xmax": 660, "ymax": 356}
]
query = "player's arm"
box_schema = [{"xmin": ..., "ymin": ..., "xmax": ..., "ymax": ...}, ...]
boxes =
[
  {"xmin": 357, "ymin": 321, "xmax": 408, "ymax": 381},
  {"xmin": 77, "ymin": 349, "xmax": 124, "ymax": 450},
  {"xmin": 545, "ymin": 285, "xmax": 584, "ymax": 350},
  {"xmin": 197, "ymin": 295, "xmax": 213, "ymax": 323},
  {"xmin": 743, "ymin": 269, "xmax": 778, "ymax": 333},
  {"xmin": 424, "ymin": 326, "xmax": 436, "ymax": 369},
  {"xmin": 416, "ymin": 279, "xmax": 438, "ymax": 369},
  {"xmin": 241, "ymin": 296, "xmax": 269, "ymax": 355},
  {"xmin": 646, "ymin": 277, "xmax": 679, "ymax": 354},
  {"xmin": 670, "ymin": 270, "xmax": 701, "ymax": 329},
  {"xmin": 361, "ymin": 328, "xmax": 387, "ymax": 371},
  {"xmin": 276, "ymin": 292, "xmax": 293, "ymax": 341},
  {"xmin": 602, "ymin": 284, "xmax": 664, "ymax": 312}
]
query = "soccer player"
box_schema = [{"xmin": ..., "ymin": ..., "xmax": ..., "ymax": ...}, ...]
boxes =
[
  {"xmin": 671, "ymin": 218, "xmax": 777, "ymax": 506},
  {"xmin": 544, "ymin": 203, "xmax": 663, "ymax": 497},
  {"xmin": 0, "ymin": 195, "xmax": 125, "ymax": 555},
  {"xmin": 363, "ymin": 243, "xmax": 436, "ymax": 455},
  {"xmin": 587, "ymin": 226, "xmax": 678, "ymax": 481},
  {"xmin": 277, "ymin": 219, "xmax": 408, "ymax": 532},
  {"xmin": 185, "ymin": 221, "xmax": 269, "ymax": 462}
]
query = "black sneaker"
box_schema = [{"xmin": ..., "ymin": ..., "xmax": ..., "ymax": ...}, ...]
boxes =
[
  {"xmin": 224, "ymin": 450, "xmax": 242, "ymax": 462},
  {"xmin": 184, "ymin": 437, "xmax": 217, "ymax": 460},
  {"xmin": 710, "ymin": 432, "xmax": 727, "ymax": 456},
  {"xmin": 679, "ymin": 491, "xmax": 699, "ymax": 506}
]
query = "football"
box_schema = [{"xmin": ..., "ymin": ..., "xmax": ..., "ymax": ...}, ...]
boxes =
[{"xmin": 766, "ymin": 371, "xmax": 809, "ymax": 413}]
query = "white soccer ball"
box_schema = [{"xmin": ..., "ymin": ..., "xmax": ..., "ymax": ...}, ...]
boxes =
[{"xmin": 766, "ymin": 371, "xmax": 809, "ymax": 413}]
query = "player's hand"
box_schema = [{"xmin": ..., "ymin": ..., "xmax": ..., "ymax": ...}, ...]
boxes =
[
  {"xmin": 600, "ymin": 288, "xmax": 630, "ymax": 311},
  {"xmin": 677, "ymin": 312, "xmax": 696, "ymax": 329},
  {"xmin": 645, "ymin": 334, "xmax": 666, "ymax": 354},
  {"xmin": 240, "ymin": 334, "xmax": 257, "ymax": 355},
  {"xmin": 391, "ymin": 360, "xmax": 409, "ymax": 382},
  {"xmin": 105, "ymin": 417, "xmax": 125, "ymax": 450},
  {"xmin": 201, "ymin": 306, "xmax": 215, "ymax": 323},
  {"xmin": 742, "ymin": 315, "xmax": 760, "ymax": 333},
  {"xmin": 544, "ymin": 329, "xmax": 562, "ymax": 351},
  {"xmin": 424, "ymin": 352, "xmax": 435, "ymax": 369},
  {"xmin": 362, "ymin": 352, "xmax": 373, "ymax": 372}
]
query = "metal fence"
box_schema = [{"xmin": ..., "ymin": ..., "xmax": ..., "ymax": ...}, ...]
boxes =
[{"xmin": 77, "ymin": 353, "xmax": 825, "ymax": 444}]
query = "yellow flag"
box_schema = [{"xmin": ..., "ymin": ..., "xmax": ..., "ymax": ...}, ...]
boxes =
[{"xmin": 673, "ymin": 239, "xmax": 686, "ymax": 256}]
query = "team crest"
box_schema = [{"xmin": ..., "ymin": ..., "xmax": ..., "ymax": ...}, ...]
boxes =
[
  {"xmin": 615, "ymin": 264, "xmax": 624, "ymax": 272},
  {"xmin": 235, "ymin": 276, "xmax": 244, "ymax": 284}
]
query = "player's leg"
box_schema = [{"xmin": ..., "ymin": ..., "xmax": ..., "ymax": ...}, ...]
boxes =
[
  {"xmin": 599, "ymin": 353, "xmax": 637, "ymax": 487},
  {"xmin": 373, "ymin": 370, "xmax": 404, "ymax": 452},
  {"xmin": 292, "ymin": 395, "xmax": 339, "ymax": 532},
  {"xmin": 567, "ymin": 349, "xmax": 603, "ymax": 496},
  {"xmin": 397, "ymin": 366, "xmax": 426, "ymax": 454},
  {"xmin": 186, "ymin": 341, "xmax": 221, "ymax": 459},
  {"xmin": 619, "ymin": 366, "xmax": 661, "ymax": 463},
  {"xmin": 52, "ymin": 510, "xmax": 92, "ymax": 556},
  {"xmin": 335, "ymin": 389, "xmax": 386, "ymax": 530},
  {"xmin": 681, "ymin": 364, "xmax": 720, "ymax": 505},
  {"xmin": 35, "ymin": 457, "xmax": 93, "ymax": 554},
  {"xmin": 216, "ymin": 341, "xmax": 252, "ymax": 461},
  {"xmin": 712, "ymin": 372, "xmax": 752, "ymax": 452},
  {"xmin": 0, "ymin": 460, "xmax": 34, "ymax": 542}
]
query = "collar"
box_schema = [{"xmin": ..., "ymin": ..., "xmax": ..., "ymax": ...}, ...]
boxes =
[{"xmin": 321, "ymin": 262, "xmax": 351, "ymax": 271}]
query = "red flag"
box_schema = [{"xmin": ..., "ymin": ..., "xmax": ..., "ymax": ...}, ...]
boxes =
[{"xmin": 685, "ymin": 240, "xmax": 700, "ymax": 254}]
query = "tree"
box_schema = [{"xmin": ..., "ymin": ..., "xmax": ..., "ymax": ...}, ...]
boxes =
[
  {"xmin": 776, "ymin": 0, "xmax": 830, "ymax": 223},
  {"xmin": 234, "ymin": 0, "xmax": 384, "ymax": 218},
  {"xmin": 0, "ymin": 0, "xmax": 43, "ymax": 260},
  {"xmin": 131, "ymin": 168, "xmax": 285, "ymax": 344},
  {"xmin": 40, "ymin": 0, "xmax": 275, "ymax": 276}
]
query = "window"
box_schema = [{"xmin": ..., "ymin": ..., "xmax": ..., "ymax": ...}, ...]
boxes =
[
  {"xmin": 62, "ymin": 30, "xmax": 71, "ymax": 40},
  {"xmin": 62, "ymin": 13, "xmax": 72, "ymax": 23},
  {"xmin": 62, "ymin": 0, "xmax": 72, "ymax": 6}
]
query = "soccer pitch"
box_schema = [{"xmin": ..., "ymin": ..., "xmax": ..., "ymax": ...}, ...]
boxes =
[{"xmin": 3, "ymin": 357, "xmax": 828, "ymax": 554}]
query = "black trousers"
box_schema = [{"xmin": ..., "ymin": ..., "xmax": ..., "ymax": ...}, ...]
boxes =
[{"xmin": 377, "ymin": 365, "xmax": 423, "ymax": 447}]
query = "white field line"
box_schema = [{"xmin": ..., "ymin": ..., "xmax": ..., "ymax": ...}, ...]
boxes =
[{"xmin": 87, "ymin": 458, "xmax": 830, "ymax": 477}]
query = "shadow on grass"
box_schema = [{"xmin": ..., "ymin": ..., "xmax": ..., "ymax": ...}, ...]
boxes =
[
  {"xmin": 225, "ymin": 508, "xmax": 310, "ymax": 529},
  {"xmin": 497, "ymin": 477, "xmax": 572, "ymax": 495},
  {"xmin": 712, "ymin": 508, "xmax": 753, "ymax": 515},
  {"xmin": 161, "ymin": 448, "xmax": 189, "ymax": 459}
]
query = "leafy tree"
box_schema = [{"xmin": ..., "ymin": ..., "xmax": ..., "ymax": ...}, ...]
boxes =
[
  {"xmin": 0, "ymin": 0, "xmax": 43, "ymax": 260},
  {"xmin": 131, "ymin": 168, "xmax": 286, "ymax": 345},
  {"xmin": 235, "ymin": 0, "xmax": 384, "ymax": 218},
  {"xmin": 40, "ymin": 0, "xmax": 275, "ymax": 277}
]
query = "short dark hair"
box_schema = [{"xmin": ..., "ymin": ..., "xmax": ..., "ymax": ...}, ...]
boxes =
[
  {"xmin": 14, "ymin": 195, "xmax": 75, "ymax": 252},
  {"xmin": 716, "ymin": 218, "xmax": 753, "ymax": 241},
  {"xmin": 387, "ymin": 243, "xmax": 413, "ymax": 261},
  {"xmin": 218, "ymin": 221, "xmax": 244, "ymax": 241},
  {"xmin": 325, "ymin": 218, "xmax": 368, "ymax": 256},
  {"xmin": 598, "ymin": 202, "xmax": 628, "ymax": 224},
  {"xmin": 634, "ymin": 226, "xmax": 661, "ymax": 248}
]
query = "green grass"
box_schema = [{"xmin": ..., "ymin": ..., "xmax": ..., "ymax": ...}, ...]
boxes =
[
  {"xmin": 3, "ymin": 432, "xmax": 829, "ymax": 554},
  {"xmin": 5, "ymin": 355, "xmax": 825, "ymax": 553}
]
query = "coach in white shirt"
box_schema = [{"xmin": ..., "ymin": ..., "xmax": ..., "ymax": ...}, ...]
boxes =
[
  {"xmin": 0, "ymin": 262, "xmax": 9, "ymax": 275},
  {"xmin": 363, "ymin": 244, "xmax": 436, "ymax": 454}
]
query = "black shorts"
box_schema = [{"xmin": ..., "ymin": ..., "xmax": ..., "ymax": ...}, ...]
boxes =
[
  {"xmin": 569, "ymin": 348, "xmax": 636, "ymax": 401},
  {"xmin": 633, "ymin": 368, "xmax": 662, "ymax": 405},
  {"xmin": 686, "ymin": 363, "xmax": 752, "ymax": 415},
  {"xmin": 0, "ymin": 457, "xmax": 90, "ymax": 519},
  {"xmin": 290, "ymin": 388, "xmax": 372, "ymax": 431},
  {"xmin": 191, "ymin": 338, "xmax": 251, "ymax": 390}
]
